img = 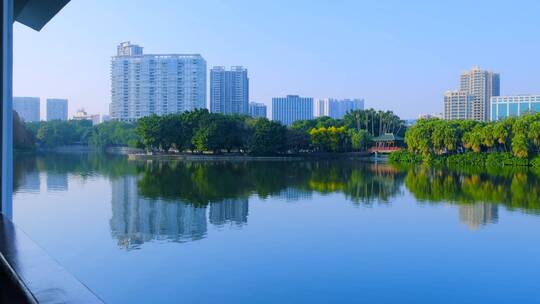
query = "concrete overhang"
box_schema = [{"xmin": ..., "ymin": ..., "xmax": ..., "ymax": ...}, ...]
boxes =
[{"xmin": 14, "ymin": 0, "xmax": 70, "ymax": 31}]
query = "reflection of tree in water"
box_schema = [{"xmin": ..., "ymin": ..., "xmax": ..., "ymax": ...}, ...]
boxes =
[
  {"xmin": 307, "ymin": 162, "xmax": 404, "ymax": 205},
  {"xmin": 14, "ymin": 153, "xmax": 39, "ymax": 192},
  {"xmin": 136, "ymin": 161, "xmax": 405, "ymax": 206},
  {"xmin": 404, "ymin": 165, "xmax": 540, "ymax": 215},
  {"xmin": 14, "ymin": 153, "xmax": 137, "ymax": 193},
  {"xmin": 19, "ymin": 153, "xmax": 540, "ymax": 245}
]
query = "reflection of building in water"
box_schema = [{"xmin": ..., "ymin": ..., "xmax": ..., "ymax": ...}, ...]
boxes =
[
  {"xmin": 18, "ymin": 171, "xmax": 41, "ymax": 193},
  {"xmin": 209, "ymin": 199, "xmax": 248, "ymax": 227},
  {"xmin": 277, "ymin": 187, "xmax": 313, "ymax": 202},
  {"xmin": 459, "ymin": 202, "xmax": 499, "ymax": 229},
  {"xmin": 46, "ymin": 172, "xmax": 68, "ymax": 191},
  {"xmin": 110, "ymin": 176, "xmax": 207, "ymax": 249}
]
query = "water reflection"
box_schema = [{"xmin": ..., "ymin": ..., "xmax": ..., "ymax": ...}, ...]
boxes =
[
  {"xmin": 13, "ymin": 153, "xmax": 540, "ymax": 248},
  {"xmin": 46, "ymin": 173, "xmax": 68, "ymax": 191},
  {"xmin": 403, "ymin": 166, "xmax": 540, "ymax": 214},
  {"xmin": 110, "ymin": 175, "xmax": 207, "ymax": 249},
  {"xmin": 209, "ymin": 199, "xmax": 248, "ymax": 227},
  {"xmin": 459, "ymin": 203, "xmax": 498, "ymax": 230}
]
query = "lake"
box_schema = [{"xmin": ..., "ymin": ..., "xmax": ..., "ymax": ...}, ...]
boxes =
[{"xmin": 12, "ymin": 153, "xmax": 540, "ymax": 303}]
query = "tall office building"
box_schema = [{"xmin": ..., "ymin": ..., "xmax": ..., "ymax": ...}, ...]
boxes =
[
  {"xmin": 444, "ymin": 66, "xmax": 500, "ymax": 121},
  {"xmin": 210, "ymin": 66, "xmax": 249, "ymax": 115},
  {"xmin": 314, "ymin": 98, "xmax": 364, "ymax": 119},
  {"xmin": 13, "ymin": 97, "xmax": 40, "ymax": 122},
  {"xmin": 249, "ymin": 102, "xmax": 267, "ymax": 118},
  {"xmin": 46, "ymin": 98, "xmax": 68, "ymax": 121},
  {"xmin": 272, "ymin": 95, "xmax": 313, "ymax": 126},
  {"xmin": 110, "ymin": 42, "xmax": 207, "ymax": 121},
  {"xmin": 490, "ymin": 95, "xmax": 540, "ymax": 121}
]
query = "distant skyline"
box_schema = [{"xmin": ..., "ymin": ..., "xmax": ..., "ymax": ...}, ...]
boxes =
[{"xmin": 12, "ymin": 0, "xmax": 540, "ymax": 119}]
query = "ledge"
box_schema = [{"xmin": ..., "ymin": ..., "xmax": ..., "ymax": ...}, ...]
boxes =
[{"xmin": 0, "ymin": 214, "xmax": 102, "ymax": 303}]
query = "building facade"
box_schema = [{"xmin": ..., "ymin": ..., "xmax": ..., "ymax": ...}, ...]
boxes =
[
  {"xmin": 13, "ymin": 97, "xmax": 40, "ymax": 122},
  {"xmin": 110, "ymin": 42, "xmax": 207, "ymax": 121},
  {"xmin": 272, "ymin": 95, "xmax": 313, "ymax": 126},
  {"xmin": 444, "ymin": 91, "xmax": 473, "ymax": 120},
  {"xmin": 46, "ymin": 98, "xmax": 68, "ymax": 121},
  {"xmin": 249, "ymin": 102, "xmax": 267, "ymax": 118},
  {"xmin": 314, "ymin": 98, "xmax": 364, "ymax": 119},
  {"xmin": 490, "ymin": 95, "xmax": 540, "ymax": 121},
  {"xmin": 210, "ymin": 66, "xmax": 249, "ymax": 115},
  {"xmin": 444, "ymin": 66, "xmax": 500, "ymax": 121}
]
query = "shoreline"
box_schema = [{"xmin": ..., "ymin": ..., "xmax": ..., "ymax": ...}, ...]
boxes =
[{"xmin": 127, "ymin": 152, "xmax": 376, "ymax": 162}]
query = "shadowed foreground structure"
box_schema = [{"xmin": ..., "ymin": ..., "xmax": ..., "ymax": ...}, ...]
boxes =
[{"xmin": 0, "ymin": 0, "xmax": 101, "ymax": 302}]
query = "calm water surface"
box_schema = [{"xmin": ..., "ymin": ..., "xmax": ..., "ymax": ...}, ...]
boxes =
[{"xmin": 12, "ymin": 153, "xmax": 540, "ymax": 303}]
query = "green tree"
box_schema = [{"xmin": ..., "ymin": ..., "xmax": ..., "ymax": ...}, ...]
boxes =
[
  {"xmin": 309, "ymin": 126, "xmax": 350, "ymax": 152},
  {"xmin": 349, "ymin": 129, "xmax": 371, "ymax": 151},
  {"xmin": 249, "ymin": 118, "xmax": 287, "ymax": 155},
  {"xmin": 136, "ymin": 115, "xmax": 162, "ymax": 151}
]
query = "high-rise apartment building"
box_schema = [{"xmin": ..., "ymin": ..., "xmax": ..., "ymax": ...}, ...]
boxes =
[
  {"xmin": 46, "ymin": 98, "xmax": 68, "ymax": 121},
  {"xmin": 110, "ymin": 42, "xmax": 207, "ymax": 121},
  {"xmin": 210, "ymin": 66, "xmax": 249, "ymax": 115},
  {"xmin": 444, "ymin": 91, "xmax": 473, "ymax": 120},
  {"xmin": 272, "ymin": 95, "xmax": 313, "ymax": 126},
  {"xmin": 460, "ymin": 66, "xmax": 500, "ymax": 121},
  {"xmin": 314, "ymin": 98, "xmax": 364, "ymax": 119},
  {"xmin": 13, "ymin": 97, "xmax": 40, "ymax": 122},
  {"xmin": 249, "ymin": 102, "xmax": 267, "ymax": 118},
  {"xmin": 444, "ymin": 66, "xmax": 500, "ymax": 121}
]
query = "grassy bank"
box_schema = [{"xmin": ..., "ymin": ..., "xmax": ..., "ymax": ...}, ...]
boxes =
[{"xmin": 390, "ymin": 150, "xmax": 540, "ymax": 168}]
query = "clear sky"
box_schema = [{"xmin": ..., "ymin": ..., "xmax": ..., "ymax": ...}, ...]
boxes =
[{"xmin": 13, "ymin": 0, "xmax": 540, "ymax": 119}]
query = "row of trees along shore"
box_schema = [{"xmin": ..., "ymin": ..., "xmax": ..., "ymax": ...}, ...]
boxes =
[
  {"xmin": 390, "ymin": 113, "xmax": 540, "ymax": 167},
  {"xmin": 18, "ymin": 109, "xmax": 406, "ymax": 155},
  {"xmin": 135, "ymin": 109, "xmax": 405, "ymax": 154}
]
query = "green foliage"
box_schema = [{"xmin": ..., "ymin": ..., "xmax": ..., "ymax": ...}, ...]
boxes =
[
  {"xmin": 13, "ymin": 111, "xmax": 35, "ymax": 150},
  {"xmin": 88, "ymin": 120, "xmax": 140, "ymax": 149},
  {"xmin": 389, "ymin": 150, "xmax": 423, "ymax": 164},
  {"xmin": 248, "ymin": 118, "xmax": 287, "ymax": 155},
  {"xmin": 349, "ymin": 129, "xmax": 371, "ymax": 151},
  {"xmin": 343, "ymin": 109, "xmax": 406, "ymax": 137},
  {"xmin": 30, "ymin": 108, "xmax": 407, "ymax": 154},
  {"xmin": 400, "ymin": 113, "xmax": 540, "ymax": 166},
  {"xmin": 136, "ymin": 115, "xmax": 162, "ymax": 150},
  {"xmin": 32, "ymin": 119, "xmax": 92, "ymax": 148},
  {"xmin": 130, "ymin": 109, "xmax": 404, "ymax": 154},
  {"xmin": 486, "ymin": 152, "xmax": 529, "ymax": 167},
  {"xmin": 447, "ymin": 152, "xmax": 487, "ymax": 166},
  {"xmin": 531, "ymin": 155, "xmax": 540, "ymax": 168},
  {"xmin": 291, "ymin": 116, "xmax": 345, "ymax": 133},
  {"xmin": 309, "ymin": 126, "xmax": 350, "ymax": 152},
  {"xmin": 286, "ymin": 128, "xmax": 310, "ymax": 153}
]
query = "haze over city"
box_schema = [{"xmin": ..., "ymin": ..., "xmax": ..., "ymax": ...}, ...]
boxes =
[{"xmin": 12, "ymin": 0, "xmax": 540, "ymax": 119}]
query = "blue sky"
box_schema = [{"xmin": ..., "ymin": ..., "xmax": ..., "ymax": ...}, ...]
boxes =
[{"xmin": 13, "ymin": 0, "xmax": 540, "ymax": 119}]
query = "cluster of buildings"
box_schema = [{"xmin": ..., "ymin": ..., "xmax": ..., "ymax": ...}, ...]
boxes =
[
  {"xmin": 13, "ymin": 97, "xmax": 68, "ymax": 122},
  {"xmin": 13, "ymin": 97, "xmax": 107, "ymax": 125},
  {"xmin": 110, "ymin": 42, "xmax": 365, "ymax": 125},
  {"xmin": 444, "ymin": 66, "xmax": 540, "ymax": 122}
]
